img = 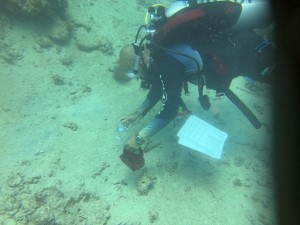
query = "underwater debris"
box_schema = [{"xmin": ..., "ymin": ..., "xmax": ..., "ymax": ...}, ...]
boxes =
[
  {"xmin": 136, "ymin": 169, "xmax": 157, "ymax": 195},
  {"xmin": 0, "ymin": 185, "xmax": 110, "ymax": 225},
  {"xmin": 52, "ymin": 73, "xmax": 65, "ymax": 85},
  {"xmin": 233, "ymin": 177, "xmax": 253, "ymax": 188},
  {"xmin": 92, "ymin": 162, "xmax": 110, "ymax": 179},
  {"xmin": 36, "ymin": 36, "xmax": 54, "ymax": 49},
  {"xmin": 82, "ymin": 85, "xmax": 92, "ymax": 93},
  {"xmin": 60, "ymin": 55, "xmax": 73, "ymax": 67},
  {"xmin": 233, "ymin": 156, "xmax": 246, "ymax": 167},
  {"xmin": 98, "ymin": 37, "xmax": 114, "ymax": 55},
  {"xmin": 63, "ymin": 122, "xmax": 78, "ymax": 131},
  {"xmin": 149, "ymin": 210, "xmax": 159, "ymax": 223}
]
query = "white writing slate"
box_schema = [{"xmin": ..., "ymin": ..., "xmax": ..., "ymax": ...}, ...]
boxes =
[{"xmin": 177, "ymin": 115, "xmax": 228, "ymax": 159}]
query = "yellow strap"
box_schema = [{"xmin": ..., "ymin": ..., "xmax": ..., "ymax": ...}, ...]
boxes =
[{"xmin": 144, "ymin": 4, "xmax": 167, "ymax": 25}]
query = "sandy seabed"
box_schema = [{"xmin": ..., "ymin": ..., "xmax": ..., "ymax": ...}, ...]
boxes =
[{"xmin": 0, "ymin": 0, "xmax": 277, "ymax": 224}]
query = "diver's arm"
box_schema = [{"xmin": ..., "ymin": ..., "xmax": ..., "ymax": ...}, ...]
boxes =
[
  {"xmin": 138, "ymin": 54, "xmax": 185, "ymax": 140},
  {"xmin": 121, "ymin": 66, "xmax": 162, "ymax": 126},
  {"xmin": 137, "ymin": 71, "xmax": 163, "ymax": 116}
]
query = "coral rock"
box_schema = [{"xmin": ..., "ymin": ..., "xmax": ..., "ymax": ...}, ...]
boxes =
[
  {"xmin": 137, "ymin": 170, "xmax": 157, "ymax": 195},
  {"xmin": 48, "ymin": 21, "xmax": 72, "ymax": 44},
  {"xmin": 3, "ymin": 0, "xmax": 68, "ymax": 18}
]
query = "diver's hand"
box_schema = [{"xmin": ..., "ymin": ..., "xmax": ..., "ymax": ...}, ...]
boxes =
[{"xmin": 119, "ymin": 111, "xmax": 142, "ymax": 129}]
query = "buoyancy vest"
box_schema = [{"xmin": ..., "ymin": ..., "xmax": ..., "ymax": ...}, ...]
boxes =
[{"xmin": 153, "ymin": 1, "xmax": 242, "ymax": 46}]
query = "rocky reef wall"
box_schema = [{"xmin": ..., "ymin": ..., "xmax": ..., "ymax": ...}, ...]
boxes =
[{"xmin": 1, "ymin": 0, "xmax": 68, "ymax": 18}]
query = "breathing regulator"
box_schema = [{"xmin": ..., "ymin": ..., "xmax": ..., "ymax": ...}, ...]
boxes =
[{"xmin": 125, "ymin": 4, "xmax": 167, "ymax": 86}]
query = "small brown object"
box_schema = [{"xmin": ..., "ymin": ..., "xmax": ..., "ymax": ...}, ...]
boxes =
[{"xmin": 120, "ymin": 147, "xmax": 145, "ymax": 171}]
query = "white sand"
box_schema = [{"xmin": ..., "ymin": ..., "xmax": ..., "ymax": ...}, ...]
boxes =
[{"xmin": 0, "ymin": 0, "xmax": 277, "ymax": 224}]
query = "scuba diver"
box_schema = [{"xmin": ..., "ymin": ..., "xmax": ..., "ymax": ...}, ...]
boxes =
[{"xmin": 117, "ymin": 0, "xmax": 275, "ymax": 170}]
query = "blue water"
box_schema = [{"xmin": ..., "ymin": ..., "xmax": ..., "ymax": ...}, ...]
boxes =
[{"xmin": 0, "ymin": 1, "xmax": 277, "ymax": 225}]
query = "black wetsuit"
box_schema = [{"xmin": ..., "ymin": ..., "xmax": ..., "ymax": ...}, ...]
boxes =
[{"xmin": 138, "ymin": 30, "xmax": 275, "ymax": 140}]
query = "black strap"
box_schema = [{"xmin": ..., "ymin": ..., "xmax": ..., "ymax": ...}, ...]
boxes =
[
  {"xmin": 183, "ymin": 80, "xmax": 189, "ymax": 95},
  {"xmin": 198, "ymin": 76, "xmax": 211, "ymax": 110},
  {"xmin": 224, "ymin": 88, "xmax": 262, "ymax": 129}
]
